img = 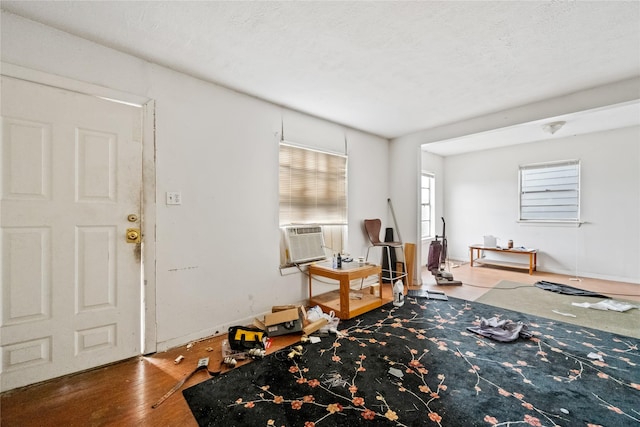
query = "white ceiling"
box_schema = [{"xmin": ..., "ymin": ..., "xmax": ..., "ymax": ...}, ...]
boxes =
[
  {"xmin": 423, "ymin": 101, "xmax": 640, "ymax": 156},
  {"xmin": 2, "ymin": 1, "xmax": 640, "ymax": 149}
]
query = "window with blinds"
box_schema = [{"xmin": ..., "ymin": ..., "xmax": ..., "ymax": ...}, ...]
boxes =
[
  {"xmin": 279, "ymin": 143, "xmax": 348, "ymax": 226},
  {"xmin": 519, "ymin": 160, "xmax": 580, "ymax": 221}
]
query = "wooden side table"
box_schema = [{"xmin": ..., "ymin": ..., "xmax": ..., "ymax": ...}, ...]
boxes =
[
  {"xmin": 469, "ymin": 245, "xmax": 538, "ymax": 275},
  {"xmin": 308, "ymin": 262, "xmax": 385, "ymax": 319}
]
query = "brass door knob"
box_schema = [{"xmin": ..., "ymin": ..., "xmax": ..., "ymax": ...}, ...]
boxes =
[{"xmin": 126, "ymin": 228, "xmax": 141, "ymax": 243}]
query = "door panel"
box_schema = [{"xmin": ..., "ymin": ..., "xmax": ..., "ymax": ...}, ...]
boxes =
[{"xmin": 1, "ymin": 76, "xmax": 143, "ymax": 391}]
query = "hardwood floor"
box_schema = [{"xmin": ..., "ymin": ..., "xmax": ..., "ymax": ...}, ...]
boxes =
[
  {"xmin": 418, "ymin": 259, "xmax": 640, "ymax": 303},
  {"xmin": 1, "ymin": 263, "xmax": 638, "ymax": 426}
]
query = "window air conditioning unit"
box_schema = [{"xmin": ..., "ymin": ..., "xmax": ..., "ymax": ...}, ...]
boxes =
[{"xmin": 284, "ymin": 225, "xmax": 326, "ymax": 264}]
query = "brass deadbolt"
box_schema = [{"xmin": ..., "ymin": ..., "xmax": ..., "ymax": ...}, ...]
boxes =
[
  {"xmin": 127, "ymin": 214, "xmax": 139, "ymax": 222},
  {"xmin": 126, "ymin": 228, "xmax": 141, "ymax": 243}
]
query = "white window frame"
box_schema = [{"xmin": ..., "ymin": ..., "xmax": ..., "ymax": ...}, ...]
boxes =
[
  {"xmin": 519, "ymin": 160, "xmax": 580, "ymax": 223},
  {"xmin": 421, "ymin": 172, "xmax": 435, "ymax": 239}
]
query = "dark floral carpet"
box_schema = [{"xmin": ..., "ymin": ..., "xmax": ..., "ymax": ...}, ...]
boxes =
[{"xmin": 183, "ymin": 297, "xmax": 640, "ymax": 426}]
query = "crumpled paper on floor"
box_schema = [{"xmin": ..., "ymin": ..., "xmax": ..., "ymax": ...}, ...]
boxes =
[{"xmin": 571, "ymin": 299, "xmax": 637, "ymax": 312}]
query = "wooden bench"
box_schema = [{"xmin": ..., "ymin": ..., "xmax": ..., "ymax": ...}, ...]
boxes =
[{"xmin": 469, "ymin": 245, "xmax": 537, "ymax": 275}]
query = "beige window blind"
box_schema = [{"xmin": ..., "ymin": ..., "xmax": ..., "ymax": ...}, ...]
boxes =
[
  {"xmin": 519, "ymin": 160, "xmax": 580, "ymax": 221},
  {"xmin": 279, "ymin": 143, "xmax": 347, "ymax": 226}
]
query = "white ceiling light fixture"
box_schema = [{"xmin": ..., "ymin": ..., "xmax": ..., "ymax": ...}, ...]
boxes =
[{"xmin": 542, "ymin": 121, "xmax": 567, "ymax": 135}]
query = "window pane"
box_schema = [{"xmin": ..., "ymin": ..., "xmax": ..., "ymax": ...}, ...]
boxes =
[
  {"xmin": 279, "ymin": 143, "xmax": 347, "ymax": 226},
  {"xmin": 421, "ymin": 205, "xmax": 430, "ymax": 221},
  {"xmin": 519, "ymin": 161, "xmax": 579, "ymax": 221},
  {"xmin": 421, "ymin": 220, "xmax": 430, "ymax": 238}
]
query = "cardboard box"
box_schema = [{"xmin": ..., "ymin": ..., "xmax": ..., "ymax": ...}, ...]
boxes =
[
  {"xmin": 271, "ymin": 305, "xmax": 298, "ymax": 312},
  {"xmin": 302, "ymin": 318, "xmax": 328, "ymax": 335},
  {"xmin": 253, "ymin": 317, "xmax": 266, "ymax": 332},
  {"xmin": 263, "ymin": 307, "xmax": 303, "ymax": 337}
]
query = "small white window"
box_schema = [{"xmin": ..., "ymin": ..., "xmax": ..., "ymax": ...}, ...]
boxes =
[
  {"xmin": 421, "ymin": 172, "xmax": 435, "ymax": 238},
  {"xmin": 519, "ymin": 160, "xmax": 580, "ymax": 222}
]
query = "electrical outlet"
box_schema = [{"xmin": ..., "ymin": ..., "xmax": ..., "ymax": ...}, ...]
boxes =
[{"xmin": 166, "ymin": 192, "xmax": 182, "ymax": 205}]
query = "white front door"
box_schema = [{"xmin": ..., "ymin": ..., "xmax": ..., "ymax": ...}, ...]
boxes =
[{"xmin": 1, "ymin": 76, "xmax": 143, "ymax": 392}]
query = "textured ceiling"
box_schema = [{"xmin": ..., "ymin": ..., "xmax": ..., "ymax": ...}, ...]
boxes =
[{"xmin": 2, "ymin": 1, "xmax": 640, "ymax": 140}]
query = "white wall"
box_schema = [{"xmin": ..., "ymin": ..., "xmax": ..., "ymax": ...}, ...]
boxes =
[
  {"xmin": 1, "ymin": 12, "xmax": 391, "ymax": 350},
  {"xmin": 389, "ymin": 77, "xmax": 640, "ymax": 260},
  {"xmin": 443, "ymin": 127, "xmax": 640, "ymax": 282},
  {"xmin": 390, "ymin": 112, "xmax": 640, "ymax": 283}
]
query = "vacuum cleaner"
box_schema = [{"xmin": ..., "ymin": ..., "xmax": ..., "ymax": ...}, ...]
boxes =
[{"xmin": 428, "ymin": 217, "xmax": 462, "ymax": 286}]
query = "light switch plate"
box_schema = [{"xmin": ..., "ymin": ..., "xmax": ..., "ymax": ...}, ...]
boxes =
[{"xmin": 166, "ymin": 192, "xmax": 182, "ymax": 205}]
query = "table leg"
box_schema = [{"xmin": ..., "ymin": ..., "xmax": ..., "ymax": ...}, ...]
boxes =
[
  {"xmin": 470, "ymin": 248, "xmax": 474, "ymax": 267},
  {"xmin": 339, "ymin": 277, "xmax": 349, "ymax": 320}
]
